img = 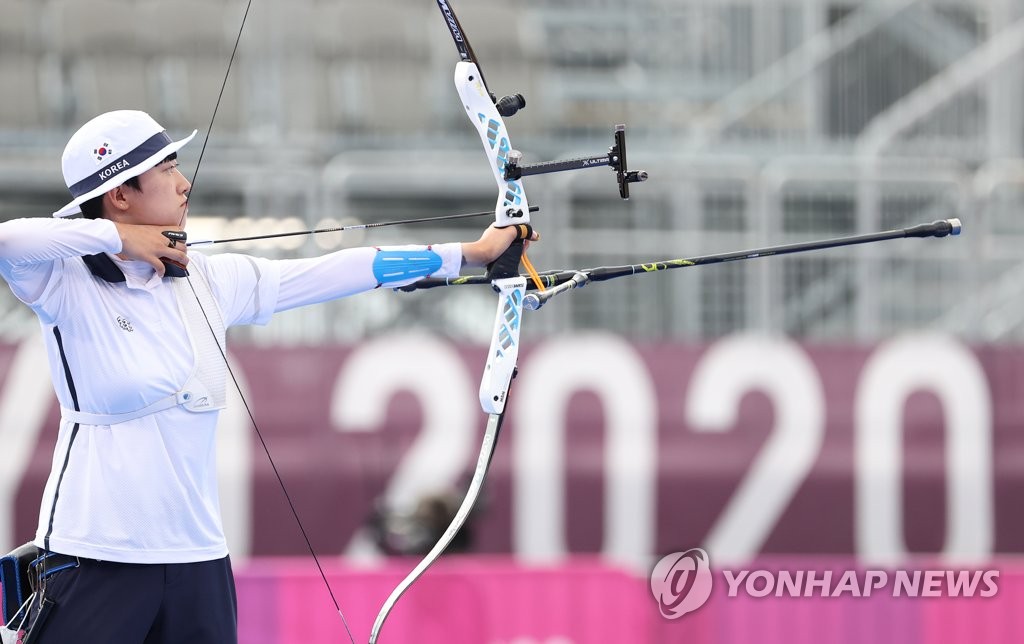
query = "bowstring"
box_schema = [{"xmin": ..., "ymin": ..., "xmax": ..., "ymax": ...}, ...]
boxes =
[
  {"xmin": 179, "ymin": 1, "xmax": 356, "ymax": 642},
  {"xmin": 184, "ymin": 282, "xmax": 357, "ymax": 643},
  {"xmin": 180, "ymin": 0, "xmax": 254, "ymax": 222}
]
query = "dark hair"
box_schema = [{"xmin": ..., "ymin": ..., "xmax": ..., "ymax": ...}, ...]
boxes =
[{"xmin": 78, "ymin": 153, "xmax": 177, "ymax": 219}]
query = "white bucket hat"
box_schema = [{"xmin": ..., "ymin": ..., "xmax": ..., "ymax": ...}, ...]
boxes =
[{"xmin": 54, "ymin": 110, "xmax": 197, "ymax": 217}]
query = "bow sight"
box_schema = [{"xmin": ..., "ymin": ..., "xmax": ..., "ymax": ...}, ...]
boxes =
[
  {"xmin": 503, "ymin": 124, "xmax": 649, "ymax": 199},
  {"xmin": 490, "ymin": 89, "xmax": 648, "ymax": 200}
]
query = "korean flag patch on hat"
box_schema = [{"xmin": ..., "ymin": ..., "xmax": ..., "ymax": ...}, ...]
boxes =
[{"xmin": 54, "ymin": 110, "xmax": 197, "ymax": 217}]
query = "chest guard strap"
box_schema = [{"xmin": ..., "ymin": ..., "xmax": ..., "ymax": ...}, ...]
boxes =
[{"xmin": 60, "ymin": 270, "xmax": 227, "ymax": 426}]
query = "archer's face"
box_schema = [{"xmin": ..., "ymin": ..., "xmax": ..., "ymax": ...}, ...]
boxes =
[{"xmin": 109, "ymin": 158, "xmax": 192, "ymax": 227}]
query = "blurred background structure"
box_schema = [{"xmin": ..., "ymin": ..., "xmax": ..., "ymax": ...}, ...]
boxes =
[
  {"xmin": 3, "ymin": 1, "xmax": 1024, "ymax": 642},
  {"xmin": 0, "ymin": 0, "xmax": 1020, "ymax": 345}
]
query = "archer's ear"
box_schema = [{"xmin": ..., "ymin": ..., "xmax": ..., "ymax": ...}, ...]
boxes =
[{"xmin": 107, "ymin": 185, "xmax": 132, "ymax": 212}]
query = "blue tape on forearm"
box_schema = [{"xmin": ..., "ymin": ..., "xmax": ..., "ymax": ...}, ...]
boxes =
[{"xmin": 372, "ymin": 248, "xmax": 443, "ymax": 284}]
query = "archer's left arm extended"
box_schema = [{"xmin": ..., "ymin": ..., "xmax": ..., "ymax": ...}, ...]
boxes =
[
  {"xmin": 272, "ymin": 243, "xmax": 463, "ymax": 312},
  {"xmin": 270, "ymin": 223, "xmax": 539, "ymax": 312}
]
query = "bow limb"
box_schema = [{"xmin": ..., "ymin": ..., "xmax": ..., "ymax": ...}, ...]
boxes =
[{"xmin": 367, "ymin": 411, "xmax": 505, "ymax": 640}]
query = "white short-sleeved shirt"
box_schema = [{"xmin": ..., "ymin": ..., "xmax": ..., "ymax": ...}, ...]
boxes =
[{"xmin": 0, "ymin": 217, "xmax": 461, "ymax": 563}]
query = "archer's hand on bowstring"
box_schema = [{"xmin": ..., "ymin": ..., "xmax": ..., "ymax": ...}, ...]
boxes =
[
  {"xmin": 461, "ymin": 223, "xmax": 541, "ymax": 268},
  {"xmin": 113, "ymin": 222, "xmax": 190, "ymax": 277}
]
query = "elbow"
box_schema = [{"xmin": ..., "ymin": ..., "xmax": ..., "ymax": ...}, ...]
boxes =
[
  {"xmin": 0, "ymin": 218, "xmax": 47, "ymax": 263},
  {"xmin": 0, "ymin": 225, "xmax": 17, "ymax": 261}
]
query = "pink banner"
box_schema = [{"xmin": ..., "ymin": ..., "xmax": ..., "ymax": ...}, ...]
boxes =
[
  {"xmin": 4, "ymin": 555, "xmax": 1018, "ymax": 642},
  {"xmin": 233, "ymin": 557, "xmax": 1024, "ymax": 644},
  {"xmin": 3, "ymin": 333, "xmax": 1022, "ymax": 563},
  {"xmin": 237, "ymin": 557, "xmax": 648, "ymax": 644}
]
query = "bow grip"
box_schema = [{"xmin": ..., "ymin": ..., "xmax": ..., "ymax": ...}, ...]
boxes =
[{"xmin": 486, "ymin": 224, "xmax": 533, "ymax": 281}]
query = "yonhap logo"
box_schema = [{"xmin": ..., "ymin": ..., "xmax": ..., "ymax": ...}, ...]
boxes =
[
  {"xmin": 650, "ymin": 548, "xmax": 714, "ymax": 619},
  {"xmin": 648, "ymin": 548, "xmax": 1000, "ymax": 618}
]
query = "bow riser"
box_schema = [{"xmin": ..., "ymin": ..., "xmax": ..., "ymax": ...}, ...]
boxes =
[
  {"xmin": 454, "ymin": 62, "xmax": 531, "ymax": 227},
  {"xmin": 369, "ymin": 4, "xmax": 533, "ymax": 642},
  {"xmin": 479, "ymin": 276, "xmax": 526, "ymax": 414}
]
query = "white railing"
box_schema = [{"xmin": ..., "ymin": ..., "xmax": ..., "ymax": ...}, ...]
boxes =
[{"xmin": 2, "ymin": 0, "xmax": 1023, "ymax": 342}]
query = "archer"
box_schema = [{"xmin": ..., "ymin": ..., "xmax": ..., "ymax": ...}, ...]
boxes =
[{"xmin": 0, "ymin": 109, "xmax": 537, "ymax": 644}]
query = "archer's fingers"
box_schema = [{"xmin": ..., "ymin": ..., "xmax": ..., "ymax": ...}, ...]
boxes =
[
  {"xmin": 523, "ymin": 229, "xmax": 540, "ymax": 252},
  {"xmin": 146, "ymin": 256, "xmax": 167, "ymax": 277},
  {"xmin": 161, "ymin": 247, "xmax": 189, "ymax": 267}
]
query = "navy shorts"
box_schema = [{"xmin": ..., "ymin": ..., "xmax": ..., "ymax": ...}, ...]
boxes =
[{"xmin": 27, "ymin": 553, "xmax": 237, "ymax": 644}]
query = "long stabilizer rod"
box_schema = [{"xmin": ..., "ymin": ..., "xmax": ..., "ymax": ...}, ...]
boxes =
[{"xmin": 400, "ymin": 218, "xmax": 962, "ymax": 295}]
